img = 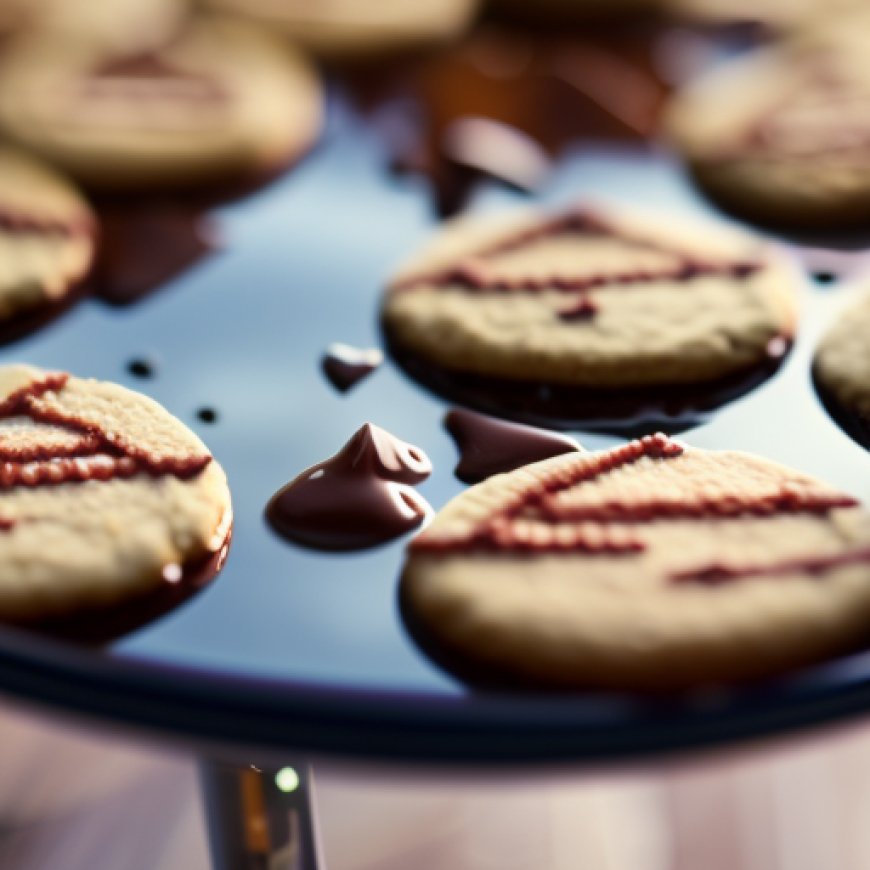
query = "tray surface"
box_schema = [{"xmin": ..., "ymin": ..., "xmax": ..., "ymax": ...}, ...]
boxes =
[{"xmin": 0, "ymin": 72, "xmax": 869, "ymax": 762}]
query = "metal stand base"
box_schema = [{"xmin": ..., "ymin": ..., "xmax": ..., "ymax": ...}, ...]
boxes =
[{"xmin": 200, "ymin": 759, "xmax": 325, "ymax": 870}]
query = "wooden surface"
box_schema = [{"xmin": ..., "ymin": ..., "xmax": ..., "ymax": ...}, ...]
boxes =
[{"xmin": 2, "ymin": 698, "xmax": 870, "ymax": 869}]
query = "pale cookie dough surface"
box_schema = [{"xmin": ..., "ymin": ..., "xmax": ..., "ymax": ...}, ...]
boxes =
[
  {"xmin": 204, "ymin": 0, "xmax": 479, "ymax": 59},
  {"xmin": 382, "ymin": 204, "xmax": 797, "ymax": 387},
  {"xmin": 0, "ymin": 147, "xmax": 94, "ymax": 322},
  {"xmin": 28, "ymin": 0, "xmax": 189, "ymax": 54},
  {"xmin": 0, "ymin": 15, "xmax": 322, "ymax": 190},
  {"xmin": 402, "ymin": 437, "xmax": 870, "ymax": 690},
  {"xmin": 815, "ymin": 286, "xmax": 870, "ymax": 429},
  {"xmin": 0, "ymin": 365, "xmax": 231, "ymax": 625},
  {"xmin": 665, "ymin": 28, "xmax": 870, "ymax": 227}
]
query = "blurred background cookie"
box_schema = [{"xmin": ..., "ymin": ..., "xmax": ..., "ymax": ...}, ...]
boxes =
[
  {"xmin": 0, "ymin": 147, "xmax": 94, "ymax": 332},
  {"xmin": 0, "ymin": 365, "xmax": 231, "ymax": 639},
  {"xmin": 0, "ymin": 15, "xmax": 322, "ymax": 191},
  {"xmin": 403, "ymin": 435, "xmax": 870, "ymax": 690},
  {"xmin": 665, "ymin": 23, "xmax": 870, "ymax": 228},
  {"xmin": 203, "ymin": 0, "xmax": 480, "ymax": 60}
]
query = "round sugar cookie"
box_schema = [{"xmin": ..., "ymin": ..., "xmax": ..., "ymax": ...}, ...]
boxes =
[
  {"xmin": 0, "ymin": 16, "xmax": 322, "ymax": 191},
  {"xmin": 0, "ymin": 365, "xmax": 232, "ymax": 635},
  {"xmin": 665, "ymin": 28, "xmax": 870, "ymax": 228},
  {"xmin": 382, "ymin": 204, "xmax": 797, "ymax": 390},
  {"xmin": 402, "ymin": 434, "xmax": 870, "ymax": 690}
]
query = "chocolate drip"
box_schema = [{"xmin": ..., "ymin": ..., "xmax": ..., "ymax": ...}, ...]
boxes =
[
  {"xmin": 445, "ymin": 407, "xmax": 581, "ymax": 483},
  {"xmin": 321, "ymin": 343, "xmax": 383, "ymax": 393},
  {"xmin": 266, "ymin": 423, "xmax": 432, "ymax": 551}
]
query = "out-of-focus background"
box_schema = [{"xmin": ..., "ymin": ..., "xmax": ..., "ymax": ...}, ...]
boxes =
[{"xmin": 7, "ymin": 700, "xmax": 870, "ymax": 870}]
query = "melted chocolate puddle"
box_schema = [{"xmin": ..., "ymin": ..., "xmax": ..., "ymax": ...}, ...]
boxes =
[
  {"xmin": 386, "ymin": 328, "xmax": 790, "ymax": 436},
  {"xmin": 321, "ymin": 343, "xmax": 383, "ymax": 393},
  {"xmin": 266, "ymin": 423, "xmax": 432, "ymax": 551},
  {"xmin": 445, "ymin": 407, "xmax": 581, "ymax": 483}
]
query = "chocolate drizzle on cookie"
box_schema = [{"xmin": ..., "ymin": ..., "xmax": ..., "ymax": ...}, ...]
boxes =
[
  {"xmin": 392, "ymin": 208, "xmax": 761, "ymax": 310},
  {"xmin": 82, "ymin": 52, "xmax": 229, "ymax": 106},
  {"xmin": 411, "ymin": 434, "xmax": 867, "ymax": 584},
  {"xmin": 266, "ymin": 423, "xmax": 432, "ymax": 551},
  {"xmin": 0, "ymin": 205, "xmax": 94, "ymax": 238},
  {"xmin": 0, "ymin": 372, "xmax": 212, "ymax": 487}
]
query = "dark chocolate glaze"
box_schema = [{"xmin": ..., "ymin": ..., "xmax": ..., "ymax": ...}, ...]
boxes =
[
  {"xmin": 385, "ymin": 326, "xmax": 791, "ymax": 436},
  {"xmin": 321, "ymin": 344, "xmax": 383, "ymax": 393},
  {"xmin": 266, "ymin": 424, "xmax": 432, "ymax": 551},
  {"xmin": 445, "ymin": 407, "xmax": 581, "ymax": 483}
]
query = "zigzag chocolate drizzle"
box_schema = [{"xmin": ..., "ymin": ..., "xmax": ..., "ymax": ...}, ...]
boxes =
[
  {"xmin": 411, "ymin": 433, "xmax": 682, "ymax": 554},
  {"xmin": 410, "ymin": 434, "xmax": 866, "ymax": 582},
  {"xmin": 0, "ymin": 372, "xmax": 211, "ymax": 510},
  {"xmin": 393, "ymin": 209, "xmax": 761, "ymax": 299}
]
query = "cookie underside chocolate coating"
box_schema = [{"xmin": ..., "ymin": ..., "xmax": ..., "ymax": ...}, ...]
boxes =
[
  {"xmin": 0, "ymin": 365, "xmax": 232, "ymax": 631},
  {"xmin": 402, "ymin": 437, "xmax": 870, "ymax": 691}
]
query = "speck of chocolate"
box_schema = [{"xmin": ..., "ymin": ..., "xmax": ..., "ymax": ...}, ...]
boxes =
[{"xmin": 127, "ymin": 358, "xmax": 155, "ymax": 378}]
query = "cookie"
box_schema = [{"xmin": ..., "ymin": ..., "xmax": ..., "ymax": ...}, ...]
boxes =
[
  {"xmin": 665, "ymin": 29, "xmax": 870, "ymax": 228},
  {"xmin": 0, "ymin": 365, "xmax": 232, "ymax": 635},
  {"xmin": 0, "ymin": 147, "xmax": 95, "ymax": 329},
  {"xmin": 401, "ymin": 434, "xmax": 870, "ymax": 690},
  {"xmin": 814, "ymin": 287, "xmax": 870, "ymax": 448},
  {"xmin": 0, "ymin": 16, "xmax": 322, "ymax": 191},
  {"xmin": 382, "ymin": 204, "xmax": 796, "ymax": 391},
  {"xmin": 204, "ymin": 0, "xmax": 479, "ymax": 60},
  {"xmin": 28, "ymin": 0, "xmax": 189, "ymax": 54}
]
